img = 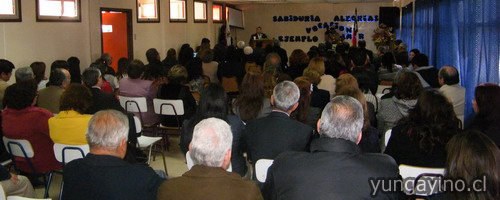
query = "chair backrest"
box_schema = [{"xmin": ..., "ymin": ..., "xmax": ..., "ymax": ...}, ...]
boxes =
[
  {"xmin": 384, "ymin": 129, "xmax": 392, "ymax": 147},
  {"xmin": 255, "ymin": 159, "xmax": 274, "ymax": 183},
  {"xmin": 376, "ymin": 85, "xmax": 392, "ymax": 94},
  {"xmin": 53, "ymin": 143, "xmax": 89, "ymax": 164},
  {"xmin": 222, "ymin": 77, "xmax": 239, "ymax": 93},
  {"xmin": 118, "ymin": 96, "xmax": 148, "ymax": 113},
  {"xmin": 3, "ymin": 137, "xmax": 34, "ymax": 158},
  {"xmin": 153, "ymin": 99, "xmax": 184, "ymax": 116},
  {"xmin": 133, "ymin": 116, "xmax": 142, "ymax": 133},
  {"xmin": 185, "ymin": 151, "xmax": 232, "ymax": 172},
  {"xmin": 399, "ymin": 164, "xmax": 445, "ymax": 196},
  {"xmin": 0, "ymin": 183, "xmax": 5, "ymax": 200},
  {"xmin": 7, "ymin": 196, "xmax": 51, "ymax": 200}
]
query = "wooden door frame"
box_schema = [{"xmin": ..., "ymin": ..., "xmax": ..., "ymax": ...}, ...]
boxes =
[{"xmin": 100, "ymin": 8, "xmax": 134, "ymax": 60}]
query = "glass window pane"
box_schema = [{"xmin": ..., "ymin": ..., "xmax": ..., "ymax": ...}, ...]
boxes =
[
  {"xmin": 38, "ymin": 0, "xmax": 78, "ymax": 17},
  {"xmin": 0, "ymin": 0, "xmax": 15, "ymax": 15},
  {"xmin": 170, "ymin": 0, "xmax": 185, "ymax": 20},
  {"xmin": 138, "ymin": 0, "xmax": 157, "ymax": 18},
  {"xmin": 212, "ymin": 5, "xmax": 222, "ymax": 21},
  {"xmin": 194, "ymin": 1, "xmax": 206, "ymax": 20},
  {"xmin": 63, "ymin": 1, "xmax": 77, "ymax": 17}
]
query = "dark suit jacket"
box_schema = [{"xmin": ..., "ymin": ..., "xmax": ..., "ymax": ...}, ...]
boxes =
[
  {"xmin": 62, "ymin": 154, "xmax": 164, "ymax": 200},
  {"xmin": 416, "ymin": 67, "xmax": 439, "ymax": 88},
  {"xmin": 250, "ymin": 33, "xmax": 268, "ymax": 41},
  {"xmin": 157, "ymin": 165, "xmax": 263, "ymax": 200},
  {"xmin": 263, "ymin": 138, "xmax": 400, "ymax": 200},
  {"xmin": 86, "ymin": 87, "xmax": 125, "ymax": 114},
  {"xmin": 243, "ymin": 111, "xmax": 313, "ymax": 164}
]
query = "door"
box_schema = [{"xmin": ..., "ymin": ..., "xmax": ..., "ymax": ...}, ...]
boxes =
[{"xmin": 101, "ymin": 8, "xmax": 133, "ymax": 72}]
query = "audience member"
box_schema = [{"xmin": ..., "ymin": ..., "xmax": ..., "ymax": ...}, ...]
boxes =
[
  {"xmin": 196, "ymin": 38, "xmax": 211, "ymax": 53},
  {"xmin": 0, "ymin": 59, "xmax": 15, "ymax": 109},
  {"xmin": 385, "ymin": 90, "xmax": 460, "ymax": 167},
  {"xmin": 161, "ymin": 48, "xmax": 178, "ymax": 72},
  {"xmin": 62, "ymin": 110, "xmax": 164, "ymax": 200},
  {"xmin": 243, "ymin": 81, "xmax": 313, "ymax": 167},
  {"xmin": 217, "ymin": 46, "xmax": 245, "ymax": 85},
  {"xmin": 377, "ymin": 72, "xmax": 422, "ymax": 134},
  {"xmin": 2, "ymin": 80, "xmax": 61, "ymax": 174},
  {"xmin": 358, "ymin": 40, "xmax": 374, "ymax": 61},
  {"xmin": 14, "ymin": 66, "xmax": 34, "ymax": 82},
  {"xmin": 291, "ymin": 77, "xmax": 321, "ymax": 129},
  {"xmin": 334, "ymin": 73, "xmax": 359, "ymax": 93},
  {"xmin": 336, "ymin": 86, "xmax": 380, "ymax": 153},
  {"xmin": 302, "ymin": 67, "xmax": 330, "ymax": 110},
  {"xmin": 185, "ymin": 57, "xmax": 204, "ymax": 93},
  {"xmin": 37, "ymin": 68, "xmax": 71, "ymax": 113},
  {"xmin": 286, "ymin": 49, "xmax": 309, "ymax": 80},
  {"xmin": 50, "ymin": 60, "xmax": 69, "ymax": 72},
  {"xmin": 82, "ymin": 67, "xmax": 124, "ymax": 114},
  {"xmin": 91, "ymin": 62, "xmax": 114, "ymax": 93},
  {"xmin": 438, "ymin": 66, "xmax": 465, "ymax": 124},
  {"xmin": 433, "ymin": 130, "xmax": 499, "ymax": 200},
  {"xmin": 468, "ymin": 84, "xmax": 500, "ymax": 147},
  {"xmin": 119, "ymin": 60, "xmax": 159, "ymax": 125},
  {"xmin": 263, "ymin": 96, "xmax": 399, "ymax": 199},
  {"xmin": 233, "ymin": 72, "xmax": 271, "ymax": 123},
  {"xmin": 116, "ymin": 57, "xmax": 129, "ymax": 80},
  {"xmin": 200, "ymin": 49, "xmax": 219, "ymax": 84},
  {"xmin": 158, "ymin": 118, "xmax": 262, "ymax": 200},
  {"xmin": 411, "ymin": 53, "xmax": 439, "ymax": 88},
  {"xmin": 49, "ymin": 84, "xmax": 92, "ymax": 145},
  {"xmin": 30, "ymin": 62, "xmax": 48, "ymax": 90},
  {"xmin": 327, "ymin": 53, "xmax": 347, "ymax": 78},
  {"xmin": 178, "ymin": 45, "xmax": 194, "ymax": 67},
  {"xmin": 181, "ymin": 84, "xmax": 247, "ymax": 176},
  {"xmin": 143, "ymin": 48, "xmax": 163, "ymax": 80},
  {"xmin": 99, "ymin": 53, "xmax": 116, "ymax": 75},
  {"xmin": 0, "ymin": 165, "xmax": 35, "ymax": 197},
  {"xmin": 306, "ymin": 57, "xmax": 335, "ymax": 97},
  {"xmin": 253, "ymin": 41, "xmax": 266, "ymax": 66},
  {"xmin": 67, "ymin": 56, "xmax": 82, "ymax": 84},
  {"xmin": 349, "ymin": 48, "xmax": 379, "ymax": 95},
  {"xmin": 157, "ymin": 65, "xmax": 196, "ymax": 127},
  {"xmin": 273, "ymin": 40, "xmax": 288, "ymax": 70},
  {"xmin": 409, "ymin": 49, "xmax": 420, "ymax": 63}
]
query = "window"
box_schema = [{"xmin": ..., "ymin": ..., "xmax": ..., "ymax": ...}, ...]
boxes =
[
  {"xmin": 212, "ymin": 4, "xmax": 223, "ymax": 23},
  {"xmin": 170, "ymin": 0, "xmax": 186, "ymax": 22},
  {"xmin": 137, "ymin": 0, "xmax": 159, "ymax": 22},
  {"xmin": 0, "ymin": 0, "xmax": 21, "ymax": 22},
  {"xmin": 36, "ymin": 0, "xmax": 81, "ymax": 22},
  {"xmin": 193, "ymin": 1, "xmax": 207, "ymax": 22}
]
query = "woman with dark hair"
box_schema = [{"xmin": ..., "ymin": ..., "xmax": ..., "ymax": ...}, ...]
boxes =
[
  {"xmin": 336, "ymin": 86, "xmax": 380, "ymax": 153},
  {"xmin": 49, "ymin": 84, "xmax": 93, "ymax": 145},
  {"xmin": 327, "ymin": 53, "xmax": 347, "ymax": 78},
  {"xmin": 409, "ymin": 49, "xmax": 420, "ymax": 63},
  {"xmin": 180, "ymin": 84, "xmax": 247, "ymax": 176},
  {"xmin": 161, "ymin": 48, "xmax": 178, "ymax": 72},
  {"xmin": 157, "ymin": 65, "xmax": 196, "ymax": 127},
  {"xmin": 431, "ymin": 130, "xmax": 499, "ymax": 200},
  {"xmin": 185, "ymin": 57, "xmax": 204, "ymax": 93},
  {"xmin": 50, "ymin": 60, "xmax": 69, "ymax": 72},
  {"xmin": 377, "ymin": 72, "xmax": 422, "ymax": 134},
  {"xmin": 116, "ymin": 57, "xmax": 129, "ymax": 80},
  {"xmin": 385, "ymin": 90, "xmax": 460, "ymax": 167},
  {"xmin": 178, "ymin": 46, "xmax": 194, "ymax": 67},
  {"xmin": 29, "ymin": 62, "xmax": 48, "ymax": 90},
  {"xmin": 291, "ymin": 77, "xmax": 321, "ymax": 129},
  {"xmin": 233, "ymin": 72, "xmax": 271, "ymax": 123},
  {"xmin": 2, "ymin": 80, "xmax": 61, "ymax": 173},
  {"xmin": 468, "ymin": 84, "xmax": 500, "ymax": 147},
  {"xmin": 286, "ymin": 49, "xmax": 309, "ymax": 80},
  {"xmin": 217, "ymin": 46, "xmax": 245, "ymax": 85},
  {"xmin": 67, "ymin": 57, "xmax": 81, "ymax": 84}
]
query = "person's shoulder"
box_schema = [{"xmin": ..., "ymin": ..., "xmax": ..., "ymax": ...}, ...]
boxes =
[{"xmin": 31, "ymin": 107, "xmax": 54, "ymax": 117}]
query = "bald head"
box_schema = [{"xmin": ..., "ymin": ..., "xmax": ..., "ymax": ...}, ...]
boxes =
[{"xmin": 438, "ymin": 66, "xmax": 460, "ymax": 86}]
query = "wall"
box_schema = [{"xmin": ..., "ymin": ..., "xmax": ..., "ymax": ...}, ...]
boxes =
[
  {"xmin": 0, "ymin": 0, "xmax": 221, "ymax": 84},
  {"xmin": 235, "ymin": 2, "xmax": 393, "ymax": 54}
]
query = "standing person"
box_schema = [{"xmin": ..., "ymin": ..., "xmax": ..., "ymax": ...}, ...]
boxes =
[{"xmin": 249, "ymin": 26, "xmax": 268, "ymax": 43}]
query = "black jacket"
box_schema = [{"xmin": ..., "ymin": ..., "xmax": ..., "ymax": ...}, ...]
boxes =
[
  {"xmin": 263, "ymin": 137, "xmax": 401, "ymax": 200},
  {"xmin": 62, "ymin": 154, "xmax": 164, "ymax": 200},
  {"xmin": 86, "ymin": 88, "xmax": 125, "ymax": 115},
  {"xmin": 243, "ymin": 111, "xmax": 313, "ymax": 165}
]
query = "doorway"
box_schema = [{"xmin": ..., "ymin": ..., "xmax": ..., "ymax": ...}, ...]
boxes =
[{"xmin": 100, "ymin": 8, "xmax": 133, "ymax": 72}]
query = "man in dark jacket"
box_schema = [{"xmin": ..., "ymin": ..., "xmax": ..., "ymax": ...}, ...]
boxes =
[{"xmin": 263, "ymin": 96, "xmax": 400, "ymax": 200}]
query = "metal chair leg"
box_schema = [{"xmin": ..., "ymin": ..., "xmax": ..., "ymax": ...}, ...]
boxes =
[
  {"xmin": 161, "ymin": 151, "xmax": 167, "ymax": 176},
  {"xmin": 59, "ymin": 181, "xmax": 64, "ymax": 200},
  {"xmin": 44, "ymin": 172, "xmax": 54, "ymax": 198}
]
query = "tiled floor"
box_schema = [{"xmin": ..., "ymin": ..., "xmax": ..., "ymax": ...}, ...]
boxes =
[{"xmin": 34, "ymin": 136, "xmax": 189, "ymax": 199}]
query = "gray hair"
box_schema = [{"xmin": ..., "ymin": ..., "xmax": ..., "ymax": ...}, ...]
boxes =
[
  {"xmin": 86, "ymin": 110, "xmax": 129, "ymax": 149},
  {"xmin": 243, "ymin": 46, "xmax": 253, "ymax": 55},
  {"xmin": 15, "ymin": 67, "xmax": 34, "ymax": 82},
  {"xmin": 82, "ymin": 67, "xmax": 101, "ymax": 87},
  {"xmin": 190, "ymin": 118, "xmax": 233, "ymax": 168},
  {"xmin": 237, "ymin": 41, "xmax": 246, "ymax": 49},
  {"xmin": 319, "ymin": 96, "xmax": 364, "ymax": 142},
  {"xmin": 273, "ymin": 81, "xmax": 300, "ymax": 111}
]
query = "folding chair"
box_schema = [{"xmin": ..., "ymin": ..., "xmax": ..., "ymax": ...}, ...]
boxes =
[
  {"xmin": 399, "ymin": 164, "xmax": 445, "ymax": 196},
  {"xmin": 134, "ymin": 116, "xmax": 168, "ymax": 175},
  {"xmin": 118, "ymin": 96, "xmax": 157, "ymax": 132},
  {"xmin": 255, "ymin": 159, "xmax": 274, "ymax": 183},
  {"xmin": 153, "ymin": 98, "xmax": 184, "ymax": 151},
  {"xmin": 185, "ymin": 151, "xmax": 232, "ymax": 172}
]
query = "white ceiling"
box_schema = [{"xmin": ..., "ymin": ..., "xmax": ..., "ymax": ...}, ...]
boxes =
[{"xmin": 214, "ymin": 0, "xmax": 395, "ymax": 4}]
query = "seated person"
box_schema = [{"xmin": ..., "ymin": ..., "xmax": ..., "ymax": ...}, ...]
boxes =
[
  {"xmin": 385, "ymin": 90, "xmax": 460, "ymax": 167},
  {"xmin": 263, "ymin": 96, "xmax": 400, "ymax": 199},
  {"xmin": 157, "ymin": 65, "xmax": 196, "ymax": 127},
  {"xmin": 37, "ymin": 68, "xmax": 71, "ymax": 113},
  {"xmin": 119, "ymin": 60, "xmax": 159, "ymax": 125},
  {"xmin": 49, "ymin": 84, "xmax": 93, "ymax": 145},
  {"xmin": 467, "ymin": 84, "xmax": 500, "ymax": 147},
  {"xmin": 82, "ymin": 67, "xmax": 124, "ymax": 114},
  {"xmin": 2, "ymin": 80, "xmax": 61, "ymax": 173},
  {"xmin": 244, "ymin": 81, "xmax": 313, "ymax": 166},
  {"xmin": 0, "ymin": 165, "xmax": 35, "ymax": 197},
  {"xmin": 302, "ymin": 67, "xmax": 330, "ymax": 110},
  {"xmin": 62, "ymin": 110, "xmax": 164, "ymax": 200},
  {"xmin": 158, "ymin": 118, "xmax": 262, "ymax": 200},
  {"xmin": 233, "ymin": 72, "xmax": 272, "ymax": 123}
]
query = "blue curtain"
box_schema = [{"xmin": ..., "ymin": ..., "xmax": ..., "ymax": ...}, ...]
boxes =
[
  {"xmin": 411, "ymin": 0, "xmax": 500, "ymax": 122},
  {"xmin": 398, "ymin": 2, "xmax": 413, "ymax": 50}
]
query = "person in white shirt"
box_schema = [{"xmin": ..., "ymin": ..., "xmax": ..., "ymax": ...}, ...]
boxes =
[{"xmin": 438, "ymin": 66, "xmax": 466, "ymax": 126}]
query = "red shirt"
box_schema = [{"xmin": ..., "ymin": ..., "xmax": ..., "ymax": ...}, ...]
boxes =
[{"xmin": 2, "ymin": 107, "xmax": 61, "ymax": 173}]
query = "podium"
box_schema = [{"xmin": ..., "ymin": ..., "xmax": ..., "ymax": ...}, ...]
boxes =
[{"xmin": 250, "ymin": 39, "xmax": 275, "ymax": 49}]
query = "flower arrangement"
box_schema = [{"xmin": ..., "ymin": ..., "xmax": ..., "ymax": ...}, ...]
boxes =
[{"xmin": 372, "ymin": 23, "xmax": 396, "ymax": 47}]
